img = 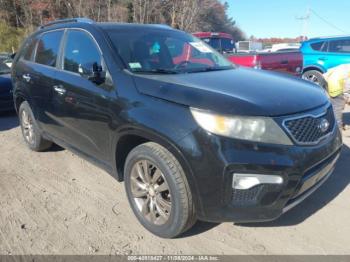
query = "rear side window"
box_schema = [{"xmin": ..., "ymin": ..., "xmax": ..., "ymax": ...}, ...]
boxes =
[
  {"xmin": 310, "ymin": 41, "xmax": 327, "ymax": 52},
  {"xmin": 35, "ymin": 30, "xmax": 63, "ymax": 67},
  {"xmin": 329, "ymin": 39, "xmax": 350, "ymax": 53},
  {"xmin": 63, "ymin": 30, "xmax": 102, "ymax": 75}
]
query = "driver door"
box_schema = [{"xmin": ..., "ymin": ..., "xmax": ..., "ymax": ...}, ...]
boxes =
[{"xmin": 47, "ymin": 29, "xmax": 115, "ymax": 163}]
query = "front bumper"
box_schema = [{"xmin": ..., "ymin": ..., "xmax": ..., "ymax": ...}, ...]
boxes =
[{"xmin": 178, "ymin": 120, "xmax": 343, "ymax": 223}]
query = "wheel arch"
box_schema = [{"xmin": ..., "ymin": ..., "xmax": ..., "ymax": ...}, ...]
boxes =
[
  {"xmin": 14, "ymin": 92, "xmax": 27, "ymax": 113},
  {"xmin": 302, "ymin": 65, "xmax": 326, "ymax": 74},
  {"xmin": 112, "ymin": 127, "xmax": 203, "ymax": 213}
]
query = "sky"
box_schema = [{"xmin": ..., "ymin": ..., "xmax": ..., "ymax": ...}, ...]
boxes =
[{"xmin": 225, "ymin": 0, "xmax": 350, "ymax": 38}]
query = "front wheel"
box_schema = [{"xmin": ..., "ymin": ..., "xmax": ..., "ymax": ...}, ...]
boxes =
[
  {"xmin": 302, "ymin": 70, "xmax": 327, "ymax": 89},
  {"xmin": 124, "ymin": 142, "xmax": 196, "ymax": 238}
]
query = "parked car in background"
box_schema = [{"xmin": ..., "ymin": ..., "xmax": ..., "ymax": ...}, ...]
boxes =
[
  {"xmin": 192, "ymin": 32, "xmax": 236, "ymax": 53},
  {"xmin": 227, "ymin": 51, "xmax": 303, "ymax": 76},
  {"xmin": 194, "ymin": 32, "xmax": 302, "ymax": 76},
  {"xmin": 12, "ymin": 18, "xmax": 342, "ymax": 238},
  {"xmin": 0, "ymin": 57, "xmax": 13, "ymax": 112},
  {"xmin": 264, "ymin": 43, "xmax": 301, "ymax": 52},
  {"xmin": 301, "ymin": 36, "xmax": 350, "ymax": 87},
  {"xmin": 236, "ymin": 40, "xmax": 263, "ymax": 53}
]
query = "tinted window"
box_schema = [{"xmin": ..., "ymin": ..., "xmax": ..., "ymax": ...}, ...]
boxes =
[
  {"xmin": 63, "ymin": 30, "xmax": 102, "ymax": 75},
  {"xmin": 221, "ymin": 38, "xmax": 235, "ymax": 52},
  {"xmin": 329, "ymin": 39, "xmax": 350, "ymax": 53},
  {"xmin": 35, "ymin": 31, "xmax": 63, "ymax": 67},
  {"xmin": 310, "ymin": 41, "xmax": 326, "ymax": 51},
  {"xmin": 23, "ymin": 37, "xmax": 38, "ymax": 61},
  {"xmin": 202, "ymin": 38, "xmax": 220, "ymax": 50}
]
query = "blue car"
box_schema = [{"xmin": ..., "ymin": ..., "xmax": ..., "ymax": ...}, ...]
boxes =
[
  {"xmin": 0, "ymin": 58, "xmax": 13, "ymax": 112},
  {"xmin": 301, "ymin": 36, "xmax": 350, "ymax": 86}
]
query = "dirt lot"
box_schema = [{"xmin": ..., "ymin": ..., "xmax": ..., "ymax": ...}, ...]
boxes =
[{"xmin": 0, "ymin": 108, "xmax": 350, "ymax": 255}]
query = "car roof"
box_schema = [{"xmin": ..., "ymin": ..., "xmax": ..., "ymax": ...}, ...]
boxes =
[
  {"xmin": 305, "ymin": 35, "xmax": 350, "ymax": 42},
  {"xmin": 36, "ymin": 18, "xmax": 174, "ymax": 34}
]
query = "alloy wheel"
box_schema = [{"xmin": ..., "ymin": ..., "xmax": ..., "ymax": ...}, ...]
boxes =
[
  {"xmin": 130, "ymin": 160, "xmax": 172, "ymax": 225},
  {"xmin": 21, "ymin": 110, "xmax": 35, "ymax": 145},
  {"xmin": 303, "ymin": 73, "xmax": 320, "ymax": 85}
]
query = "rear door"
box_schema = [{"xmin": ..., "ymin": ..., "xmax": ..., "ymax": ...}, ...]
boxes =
[
  {"xmin": 259, "ymin": 52, "xmax": 302, "ymax": 75},
  {"xmin": 31, "ymin": 30, "xmax": 65, "ymax": 135},
  {"xmin": 46, "ymin": 29, "xmax": 116, "ymax": 162},
  {"xmin": 325, "ymin": 39, "xmax": 350, "ymax": 69},
  {"xmin": 12, "ymin": 30, "xmax": 64, "ymax": 129}
]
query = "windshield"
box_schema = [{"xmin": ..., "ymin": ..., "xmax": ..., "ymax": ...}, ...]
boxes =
[
  {"xmin": 105, "ymin": 28, "xmax": 233, "ymax": 74},
  {"xmin": 0, "ymin": 58, "xmax": 12, "ymax": 75}
]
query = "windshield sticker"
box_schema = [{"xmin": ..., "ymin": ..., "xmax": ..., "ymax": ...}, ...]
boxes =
[
  {"xmin": 189, "ymin": 42, "xmax": 213, "ymax": 53},
  {"xmin": 129, "ymin": 62, "xmax": 142, "ymax": 69}
]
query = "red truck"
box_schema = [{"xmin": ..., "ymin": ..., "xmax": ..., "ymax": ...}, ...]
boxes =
[{"xmin": 193, "ymin": 32, "xmax": 303, "ymax": 76}]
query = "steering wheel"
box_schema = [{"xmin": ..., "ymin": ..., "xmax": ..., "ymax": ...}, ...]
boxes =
[{"xmin": 174, "ymin": 60, "xmax": 193, "ymax": 69}]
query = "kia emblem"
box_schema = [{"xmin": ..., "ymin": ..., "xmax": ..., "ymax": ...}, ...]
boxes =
[{"xmin": 319, "ymin": 118, "xmax": 330, "ymax": 133}]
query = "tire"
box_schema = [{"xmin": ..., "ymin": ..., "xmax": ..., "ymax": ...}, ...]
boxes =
[
  {"xmin": 124, "ymin": 142, "xmax": 196, "ymax": 238},
  {"xmin": 302, "ymin": 70, "xmax": 327, "ymax": 90},
  {"xmin": 19, "ymin": 101, "xmax": 52, "ymax": 152}
]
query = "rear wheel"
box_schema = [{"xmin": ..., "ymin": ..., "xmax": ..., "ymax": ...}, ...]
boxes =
[
  {"xmin": 19, "ymin": 101, "xmax": 52, "ymax": 151},
  {"xmin": 302, "ymin": 70, "xmax": 327, "ymax": 89},
  {"xmin": 124, "ymin": 142, "xmax": 196, "ymax": 238}
]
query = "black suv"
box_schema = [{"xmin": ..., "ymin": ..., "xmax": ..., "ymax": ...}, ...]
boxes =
[{"xmin": 12, "ymin": 18, "xmax": 342, "ymax": 238}]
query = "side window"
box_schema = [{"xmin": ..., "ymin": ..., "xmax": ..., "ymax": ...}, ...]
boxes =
[
  {"xmin": 35, "ymin": 31, "xmax": 63, "ymax": 67},
  {"xmin": 310, "ymin": 41, "xmax": 327, "ymax": 52},
  {"xmin": 22, "ymin": 37, "xmax": 38, "ymax": 61},
  {"xmin": 329, "ymin": 39, "xmax": 350, "ymax": 53},
  {"xmin": 221, "ymin": 38, "xmax": 235, "ymax": 52},
  {"xmin": 63, "ymin": 30, "xmax": 102, "ymax": 76}
]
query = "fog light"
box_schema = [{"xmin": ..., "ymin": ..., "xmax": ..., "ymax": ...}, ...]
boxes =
[{"xmin": 232, "ymin": 173, "xmax": 283, "ymax": 190}]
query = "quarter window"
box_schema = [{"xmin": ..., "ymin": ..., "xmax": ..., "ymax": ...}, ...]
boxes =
[
  {"xmin": 63, "ymin": 30, "xmax": 102, "ymax": 75},
  {"xmin": 329, "ymin": 39, "xmax": 350, "ymax": 53},
  {"xmin": 35, "ymin": 31, "xmax": 63, "ymax": 67},
  {"xmin": 22, "ymin": 37, "xmax": 38, "ymax": 61}
]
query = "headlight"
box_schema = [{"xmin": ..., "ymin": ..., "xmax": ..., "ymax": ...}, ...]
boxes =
[{"xmin": 190, "ymin": 108, "xmax": 293, "ymax": 145}]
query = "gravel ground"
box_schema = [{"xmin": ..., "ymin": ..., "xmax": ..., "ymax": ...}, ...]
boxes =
[{"xmin": 0, "ymin": 108, "xmax": 349, "ymax": 255}]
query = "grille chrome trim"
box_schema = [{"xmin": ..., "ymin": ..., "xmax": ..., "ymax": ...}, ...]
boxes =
[{"xmin": 282, "ymin": 107, "xmax": 336, "ymax": 146}]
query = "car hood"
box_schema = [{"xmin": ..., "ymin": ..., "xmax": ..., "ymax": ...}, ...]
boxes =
[{"xmin": 132, "ymin": 67, "xmax": 329, "ymax": 117}]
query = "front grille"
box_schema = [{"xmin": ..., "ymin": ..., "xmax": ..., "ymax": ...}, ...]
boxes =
[{"xmin": 283, "ymin": 107, "xmax": 335, "ymax": 145}]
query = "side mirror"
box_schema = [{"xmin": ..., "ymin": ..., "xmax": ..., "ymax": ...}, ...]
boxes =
[{"xmin": 85, "ymin": 62, "xmax": 106, "ymax": 85}]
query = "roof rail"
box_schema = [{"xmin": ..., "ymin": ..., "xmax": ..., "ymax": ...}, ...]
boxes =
[{"xmin": 40, "ymin": 17, "xmax": 94, "ymax": 29}]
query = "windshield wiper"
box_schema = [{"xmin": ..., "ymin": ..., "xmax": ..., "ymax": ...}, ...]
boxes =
[
  {"xmin": 185, "ymin": 66, "xmax": 233, "ymax": 73},
  {"xmin": 133, "ymin": 68, "xmax": 179, "ymax": 74}
]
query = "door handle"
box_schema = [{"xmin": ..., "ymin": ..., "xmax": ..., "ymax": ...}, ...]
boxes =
[
  {"xmin": 319, "ymin": 57, "xmax": 328, "ymax": 61},
  {"xmin": 281, "ymin": 60, "xmax": 289, "ymax": 65},
  {"xmin": 22, "ymin": 74, "xmax": 31, "ymax": 83},
  {"xmin": 53, "ymin": 85, "xmax": 66, "ymax": 95}
]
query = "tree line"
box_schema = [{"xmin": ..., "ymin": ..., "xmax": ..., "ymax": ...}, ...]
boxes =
[{"xmin": 0, "ymin": 0, "xmax": 245, "ymax": 53}]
